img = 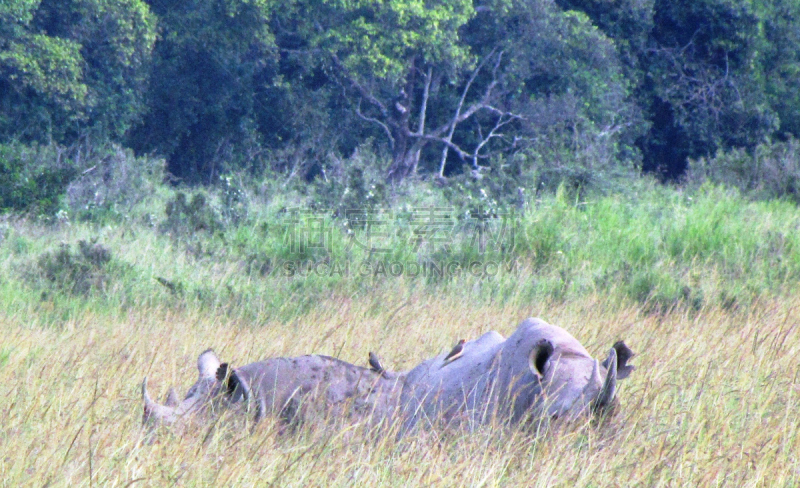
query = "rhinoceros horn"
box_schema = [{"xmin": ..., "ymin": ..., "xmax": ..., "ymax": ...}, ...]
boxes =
[
  {"xmin": 592, "ymin": 347, "xmax": 618, "ymax": 411},
  {"xmin": 142, "ymin": 349, "xmax": 222, "ymax": 424},
  {"xmin": 142, "ymin": 377, "xmax": 177, "ymax": 423}
]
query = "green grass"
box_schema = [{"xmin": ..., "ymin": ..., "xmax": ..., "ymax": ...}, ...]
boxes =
[
  {"xmin": 0, "ymin": 180, "xmax": 799, "ymax": 485},
  {"xmin": 2, "ymin": 181, "xmax": 800, "ymax": 323}
]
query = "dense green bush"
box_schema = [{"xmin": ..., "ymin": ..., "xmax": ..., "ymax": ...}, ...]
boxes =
[
  {"xmin": 307, "ymin": 147, "xmax": 390, "ymax": 223},
  {"xmin": 0, "ymin": 143, "xmax": 77, "ymax": 215},
  {"xmin": 0, "ymin": 141, "xmax": 166, "ymax": 220},
  {"xmin": 35, "ymin": 239, "xmax": 113, "ymax": 295},
  {"xmin": 159, "ymin": 191, "xmax": 223, "ymax": 237},
  {"xmin": 688, "ymin": 138, "xmax": 800, "ymax": 202}
]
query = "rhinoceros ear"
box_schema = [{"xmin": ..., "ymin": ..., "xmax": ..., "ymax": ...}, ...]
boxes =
[
  {"xmin": 528, "ymin": 339, "xmax": 554, "ymax": 379},
  {"xmin": 604, "ymin": 341, "xmax": 635, "ymax": 380},
  {"xmin": 593, "ymin": 348, "xmax": 617, "ymax": 411},
  {"xmin": 368, "ymin": 352, "xmax": 385, "ymax": 375},
  {"xmin": 229, "ymin": 370, "xmax": 251, "ymax": 402},
  {"xmin": 197, "ymin": 349, "xmax": 221, "ymax": 380},
  {"xmin": 216, "ymin": 363, "xmax": 250, "ymax": 402}
]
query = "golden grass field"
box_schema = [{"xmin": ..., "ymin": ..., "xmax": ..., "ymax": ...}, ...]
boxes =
[{"xmin": 1, "ymin": 288, "xmax": 798, "ymax": 487}]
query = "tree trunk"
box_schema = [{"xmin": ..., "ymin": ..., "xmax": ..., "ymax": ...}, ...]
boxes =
[{"xmin": 387, "ymin": 143, "xmax": 421, "ymax": 182}]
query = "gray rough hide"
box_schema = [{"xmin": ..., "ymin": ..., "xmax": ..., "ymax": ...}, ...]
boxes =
[
  {"xmin": 222, "ymin": 354, "xmax": 404, "ymax": 427},
  {"xmin": 399, "ymin": 317, "xmax": 634, "ymax": 434},
  {"xmin": 143, "ymin": 351, "xmax": 405, "ymax": 429}
]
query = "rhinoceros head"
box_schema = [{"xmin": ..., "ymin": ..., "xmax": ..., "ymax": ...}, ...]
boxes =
[
  {"xmin": 142, "ymin": 349, "xmax": 226, "ymax": 426},
  {"xmin": 528, "ymin": 339, "xmax": 634, "ymax": 419}
]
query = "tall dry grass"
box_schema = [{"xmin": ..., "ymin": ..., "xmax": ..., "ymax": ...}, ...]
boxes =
[{"xmin": 1, "ymin": 289, "xmax": 798, "ymax": 487}]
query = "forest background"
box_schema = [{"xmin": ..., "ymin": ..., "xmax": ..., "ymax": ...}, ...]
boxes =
[{"xmin": 4, "ymin": 0, "xmax": 800, "ymax": 198}]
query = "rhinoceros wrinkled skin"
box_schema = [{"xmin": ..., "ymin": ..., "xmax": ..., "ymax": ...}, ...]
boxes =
[
  {"xmin": 142, "ymin": 318, "xmax": 634, "ymax": 434},
  {"xmin": 398, "ymin": 317, "xmax": 635, "ymax": 433},
  {"xmin": 142, "ymin": 349, "xmax": 405, "ymax": 429}
]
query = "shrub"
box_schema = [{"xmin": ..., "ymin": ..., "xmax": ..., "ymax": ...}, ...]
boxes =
[
  {"xmin": 159, "ymin": 191, "xmax": 223, "ymax": 237},
  {"xmin": 218, "ymin": 174, "xmax": 250, "ymax": 228},
  {"xmin": 65, "ymin": 144, "xmax": 165, "ymax": 221},
  {"xmin": 36, "ymin": 239, "xmax": 114, "ymax": 295},
  {"xmin": 307, "ymin": 146, "xmax": 389, "ymax": 226},
  {"xmin": 688, "ymin": 138, "xmax": 800, "ymax": 202},
  {"xmin": 440, "ymin": 155, "xmax": 531, "ymax": 220},
  {"xmin": 0, "ymin": 143, "xmax": 77, "ymax": 216}
]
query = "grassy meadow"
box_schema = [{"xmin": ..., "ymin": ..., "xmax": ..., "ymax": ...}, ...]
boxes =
[{"xmin": 1, "ymin": 181, "xmax": 799, "ymax": 486}]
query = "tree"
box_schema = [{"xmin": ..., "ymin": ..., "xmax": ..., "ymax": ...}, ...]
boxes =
[
  {"xmin": 271, "ymin": 0, "xmax": 476, "ymax": 181},
  {"xmin": 271, "ymin": 0, "xmax": 637, "ymax": 183},
  {"xmin": 554, "ymin": 0, "xmax": 796, "ymax": 179},
  {"xmin": 0, "ymin": 0, "xmax": 156, "ymax": 144},
  {"xmin": 0, "ymin": 0, "xmax": 87, "ymax": 142},
  {"xmin": 463, "ymin": 2, "xmax": 640, "ymax": 186},
  {"xmin": 129, "ymin": 0, "xmax": 276, "ymax": 183},
  {"xmin": 645, "ymin": 0, "xmax": 776, "ymax": 169},
  {"xmin": 759, "ymin": 0, "xmax": 800, "ymax": 139}
]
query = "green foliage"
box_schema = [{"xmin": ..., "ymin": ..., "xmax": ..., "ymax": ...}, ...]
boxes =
[
  {"xmin": 5, "ymin": 0, "xmax": 800, "ymax": 196},
  {"xmin": 0, "ymin": 141, "xmax": 165, "ymax": 219},
  {"xmin": 218, "ymin": 175, "xmax": 249, "ymax": 227},
  {"xmin": 441, "ymin": 158, "xmax": 529, "ymax": 219},
  {"xmin": 129, "ymin": 0, "xmax": 276, "ymax": 182},
  {"xmin": 648, "ymin": 0, "xmax": 777, "ymax": 153},
  {"xmin": 1, "ymin": 179, "xmax": 799, "ymax": 325},
  {"xmin": 688, "ymin": 138, "xmax": 800, "ymax": 202},
  {"xmin": 454, "ymin": 0, "xmax": 644, "ymax": 181},
  {"xmin": 35, "ymin": 239, "xmax": 114, "ymax": 295},
  {"xmin": 65, "ymin": 143, "xmax": 165, "ymax": 221},
  {"xmin": 554, "ymin": 0, "xmax": 654, "ymax": 69},
  {"xmin": 159, "ymin": 191, "xmax": 223, "ymax": 237},
  {"xmin": 307, "ymin": 146, "xmax": 389, "ymax": 221},
  {"xmin": 0, "ymin": 0, "xmax": 157, "ymax": 143},
  {"xmin": 760, "ymin": 0, "xmax": 800, "ymax": 138},
  {"xmin": 0, "ymin": 33, "xmax": 86, "ymax": 108},
  {"xmin": 0, "ymin": 142, "xmax": 77, "ymax": 215},
  {"xmin": 560, "ymin": 0, "xmax": 800, "ymax": 178},
  {"xmin": 305, "ymin": 0, "xmax": 474, "ymax": 81}
]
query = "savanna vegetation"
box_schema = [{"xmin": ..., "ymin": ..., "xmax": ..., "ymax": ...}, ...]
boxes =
[
  {"xmin": 1, "ymin": 0, "xmax": 800, "ymax": 486},
  {"xmin": 1, "ymin": 156, "xmax": 799, "ymax": 485}
]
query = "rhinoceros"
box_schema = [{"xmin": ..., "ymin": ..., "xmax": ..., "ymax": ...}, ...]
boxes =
[
  {"xmin": 141, "ymin": 318, "xmax": 633, "ymax": 435},
  {"xmin": 398, "ymin": 317, "xmax": 634, "ymax": 433},
  {"xmin": 142, "ymin": 349, "xmax": 404, "ymax": 430}
]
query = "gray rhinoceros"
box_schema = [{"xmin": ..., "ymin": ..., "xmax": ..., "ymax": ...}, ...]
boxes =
[
  {"xmin": 142, "ymin": 318, "xmax": 633, "ymax": 434},
  {"xmin": 398, "ymin": 317, "xmax": 634, "ymax": 433},
  {"xmin": 142, "ymin": 349, "xmax": 404, "ymax": 429}
]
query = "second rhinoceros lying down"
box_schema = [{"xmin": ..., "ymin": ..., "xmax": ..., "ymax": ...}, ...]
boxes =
[
  {"xmin": 142, "ymin": 318, "xmax": 634, "ymax": 433},
  {"xmin": 398, "ymin": 317, "xmax": 635, "ymax": 434},
  {"xmin": 142, "ymin": 350, "xmax": 404, "ymax": 428}
]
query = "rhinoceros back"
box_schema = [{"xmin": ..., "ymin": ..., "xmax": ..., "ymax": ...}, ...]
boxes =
[{"xmin": 399, "ymin": 330, "xmax": 505, "ymax": 433}]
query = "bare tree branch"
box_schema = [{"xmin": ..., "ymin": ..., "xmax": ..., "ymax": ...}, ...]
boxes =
[
  {"xmin": 437, "ymin": 50, "xmax": 500, "ymax": 176},
  {"xmin": 471, "ymin": 113, "xmax": 518, "ymax": 168},
  {"xmin": 356, "ymin": 99, "xmax": 395, "ymax": 149},
  {"xmin": 331, "ymin": 54, "xmax": 390, "ymax": 118},
  {"xmin": 422, "ymin": 134, "xmax": 471, "ymax": 160}
]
